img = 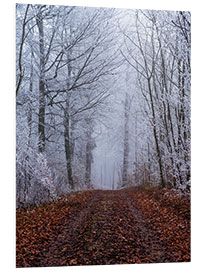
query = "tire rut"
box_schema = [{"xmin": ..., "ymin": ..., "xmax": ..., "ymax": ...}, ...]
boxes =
[
  {"xmin": 17, "ymin": 189, "xmax": 187, "ymax": 267},
  {"xmin": 120, "ymin": 191, "xmax": 174, "ymax": 263},
  {"xmin": 37, "ymin": 190, "xmax": 104, "ymax": 267}
]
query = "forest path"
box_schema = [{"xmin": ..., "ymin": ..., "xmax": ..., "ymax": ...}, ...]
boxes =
[{"xmin": 16, "ymin": 188, "xmax": 190, "ymax": 267}]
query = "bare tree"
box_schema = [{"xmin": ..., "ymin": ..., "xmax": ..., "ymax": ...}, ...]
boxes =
[
  {"xmin": 122, "ymin": 92, "xmax": 130, "ymax": 186},
  {"xmin": 121, "ymin": 9, "xmax": 190, "ymax": 189},
  {"xmin": 16, "ymin": 4, "xmax": 30, "ymax": 96}
]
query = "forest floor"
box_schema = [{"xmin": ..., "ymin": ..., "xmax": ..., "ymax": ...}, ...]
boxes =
[{"xmin": 16, "ymin": 187, "xmax": 190, "ymax": 267}]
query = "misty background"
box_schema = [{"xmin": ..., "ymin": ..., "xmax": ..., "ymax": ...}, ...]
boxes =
[{"xmin": 16, "ymin": 4, "xmax": 190, "ymax": 206}]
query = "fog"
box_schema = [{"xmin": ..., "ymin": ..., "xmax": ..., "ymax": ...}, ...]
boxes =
[{"xmin": 16, "ymin": 4, "xmax": 190, "ymax": 206}]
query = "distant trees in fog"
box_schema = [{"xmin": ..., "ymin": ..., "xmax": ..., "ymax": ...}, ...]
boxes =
[{"xmin": 16, "ymin": 4, "xmax": 190, "ymax": 207}]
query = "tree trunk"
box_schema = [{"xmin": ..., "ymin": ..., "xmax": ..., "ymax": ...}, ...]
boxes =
[
  {"xmin": 64, "ymin": 117, "xmax": 74, "ymax": 190},
  {"xmin": 36, "ymin": 10, "xmax": 46, "ymax": 153},
  {"xmin": 28, "ymin": 51, "xmax": 34, "ymax": 143},
  {"xmin": 122, "ymin": 93, "xmax": 130, "ymax": 186},
  {"xmin": 16, "ymin": 4, "xmax": 30, "ymax": 96},
  {"xmin": 148, "ymin": 78, "xmax": 165, "ymax": 188},
  {"xmin": 85, "ymin": 140, "xmax": 92, "ymax": 187}
]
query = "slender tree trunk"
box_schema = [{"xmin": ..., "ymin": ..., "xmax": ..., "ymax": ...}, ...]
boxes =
[
  {"xmin": 122, "ymin": 93, "xmax": 130, "ymax": 186},
  {"xmin": 148, "ymin": 78, "xmax": 165, "ymax": 188},
  {"xmin": 64, "ymin": 52, "xmax": 74, "ymax": 189},
  {"xmin": 64, "ymin": 115, "xmax": 74, "ymax": 189},
  {"xmin": 159, "ymin": 46, "xmax": 177, "ymax": 187},
  {"xmin": 147, "ymin": 142, "xmax": 151, "ymax": 184},
  {"xmin": 24, "ymin": 51, "xmax": 34, "ymax": 203},
  {"xmin": 85, "ymin": 140, "xmax": 92, "ymax": 187},
  {"xmin": 85, "ymin": 118, "xmax": 94, "ymax": 188},
  {"xmin": 36, "ymin": 11, "xmax": 46, "ymax": 153},
  {"xmin": 16, "ymin": 4, "xmax": 30, "ymax": 96},
  {"xmin": 28, "ymin": 51, "xmax": 34, "ymax": 143}
]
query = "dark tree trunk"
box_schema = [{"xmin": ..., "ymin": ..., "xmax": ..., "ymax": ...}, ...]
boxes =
[
  {"xmin": 85, "ymin": 140, "xmax": 92, "ymax": 187},
  {"xmin": 84, "ymin": 117, "xmax": 94, "ymax": 188},
  {"xmin": 122, "ymin": 93, "xmax": 130, "ymax": 186},
  {"xmin": 148, "ymin": 78, "xmax": 165, "ymax": 188},
  {"xmin": 63, "ymin": 50, "xmax": 74, "ymax": 189},
  {"xmin": 16, "ymin": 4, "xmax": 30, "ymax": 96},
  {"xmin": 64, "ymin": 118, "xmax": 74, "ymax": 190},
  {"xmin": 36, "ymin": 11, "xmax": 46, "ymax": 153}
]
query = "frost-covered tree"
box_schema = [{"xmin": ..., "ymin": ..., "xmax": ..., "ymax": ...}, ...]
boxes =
[
  {"xmin": 120, "ymin": 9, "xmax": 190, "ymax": 189},
  {"xmin": 16, "ymin": 4, "xmax": 121, "ymax": 206},
  {"xmin": 16, "ymin": 4, "xmax": 191, "ymax": 208}
]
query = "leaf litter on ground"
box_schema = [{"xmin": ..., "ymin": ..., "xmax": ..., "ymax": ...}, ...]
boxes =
[{"xmin": 16, "ymin": 187, "xmax": 190, "ymax": 267}]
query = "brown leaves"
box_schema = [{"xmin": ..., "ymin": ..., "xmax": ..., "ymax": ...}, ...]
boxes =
[
  {"xmin": 16, "ymin": 188, "xmax": 190, "ymax": 267},
  {"xmin": 69, "ymin": 259, "xmax": 78, "ymax": 265},
  {"xmin": 16, "ymin": 190, "xmax": 95, "ymax": 267},
  {"xmin": 127, "ymin": 187, "xmax": 190, "ymax": 262}
]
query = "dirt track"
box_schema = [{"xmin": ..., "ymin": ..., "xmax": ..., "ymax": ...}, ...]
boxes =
[{"xmin": 16, "ymin": 189, "xmax": 190, "ymax": 267}]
